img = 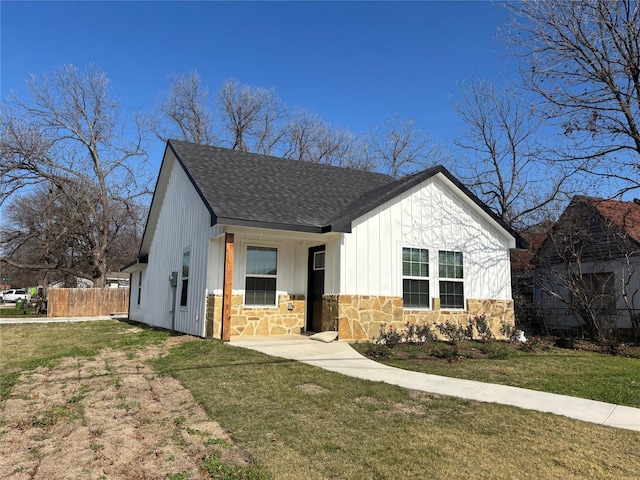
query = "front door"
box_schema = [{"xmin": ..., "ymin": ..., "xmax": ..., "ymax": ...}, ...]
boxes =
[{"xmin": 306, "ymin": 245, "xmax": 325, "ymax": 332}]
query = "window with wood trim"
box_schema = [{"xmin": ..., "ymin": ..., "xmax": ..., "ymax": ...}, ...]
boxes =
[
  {"xmin": 180, "ymin": 251, "xmax": 190, "ymax": 307},
  {"xmin": 439, "ymin": 250, "xmax": 464, "ymax": 309},
  {"xmin": 245, "ymin": 246, "xmax": 278, "ymax": 306},
  {"xmin": 402, "ymin": 247, "xmax": 430, "ymax": 309}
]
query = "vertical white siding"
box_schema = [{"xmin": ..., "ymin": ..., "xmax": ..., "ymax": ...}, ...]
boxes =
[
  {"xmin": 135, "ymin": 153, "xmax": 213, "ymax": 336},
  {"xmin": 341, "ymin": 175, "xmax": 514, "ymax": 301}
]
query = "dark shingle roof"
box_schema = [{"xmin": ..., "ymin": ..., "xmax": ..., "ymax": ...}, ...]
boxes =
[
  {"xmin": 166, "ymin": 140, "xmax": 522, "ymax": 242},
  {"xmin": 168, "ymin": 140, "xmax": 395, "ymax": 232}
]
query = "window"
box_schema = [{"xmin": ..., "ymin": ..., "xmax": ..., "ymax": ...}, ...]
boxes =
[
  {"xmin": 180, "ymin": 251, "xmax": 190, "ymax": 307},
  {"xmin": 402, "ymin": 247, "xmax": 430, "ymax": 308},
  {"xmin": 137, "ymin": 271, "xmax": 142, "ymax": 305},
  {"xmin": 439, "ymin": 250, "xmax": 464, "ymax": 309},
  {"xmin": 245, "ymin": 246, "xmax": 277, "ymax": 306},
  {"xmin": 314, "ymin": 251, "xmax": 325, "ymax": 270}
]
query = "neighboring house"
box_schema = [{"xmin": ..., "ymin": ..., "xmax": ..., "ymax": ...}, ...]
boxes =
[
  {"xmin": 534, "ymin": 196, "xmax": 640, "ymax": 337},
  {"xmin": 106, "ymin": 272, "xmax": 130, "ymax": 289},
  {"xmin": 511, "ymin": 232, "xmax": 548, "ymax": 333},
  {"xmin": 124, "ymin": 140, "xmax": 522, "ymax": 340}
]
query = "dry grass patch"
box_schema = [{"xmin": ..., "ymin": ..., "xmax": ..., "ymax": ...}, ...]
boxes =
[{"xmin": 0, "ymin": 333, "xmax": 255, "ymax": 479}]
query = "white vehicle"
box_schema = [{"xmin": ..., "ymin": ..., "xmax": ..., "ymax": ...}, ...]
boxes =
[{"xmin": 1, "ymin": 289, "xmax": 31, "ymax": 303}]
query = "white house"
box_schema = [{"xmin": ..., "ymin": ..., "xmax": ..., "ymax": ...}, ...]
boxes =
[{"xmin": 124, "ymin": 140, "xmax": 521, "ymax": 340}]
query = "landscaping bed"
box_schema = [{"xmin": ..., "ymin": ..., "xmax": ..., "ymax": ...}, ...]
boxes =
[{"xmin": 352, "ymin": 335, "xmax": 640, "ymax": 408}]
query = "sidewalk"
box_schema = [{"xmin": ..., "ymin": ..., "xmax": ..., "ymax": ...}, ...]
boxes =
[{"xmin": 229, "ymin": 335, "xmax": 640, "ymax": 432}]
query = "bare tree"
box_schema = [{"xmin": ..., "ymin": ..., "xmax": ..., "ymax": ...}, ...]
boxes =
[
  {"xmin": 504, "ymin": 0, "xmax": 640, "ymax": 195},
  {"xmin": 365, "ymin": 114, "xmax": 445, "ymax": 178},
  {"xmin": 1, "ymin": 184, "xmax": 144, "ymax": 289},
  {"xmin": 453, "ymin": 79, "xmax": 576, "ymax": 228},
  {"xmin": 0, "ymin": 64, "xmax": 151, "ymax": 287},
  {"xmin": 280, "ymin": 108, "xmax": 370, "ymax": 168},
  {"xmin": 217, "ymin": 78, "xmax": 286, "ymax": 154},
  {"xmin": 153, "ymin": 71, "xmax": 216, "ymax": 145}
]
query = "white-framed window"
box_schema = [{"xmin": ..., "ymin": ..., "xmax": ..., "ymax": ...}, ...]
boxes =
[
  {"xmin": 402, "ymin": 247, "xmax": 430, "ymax": 309},
  {"xmin": 180, "ymin": 250, "xmax": 190, "ymax": 307},
  {"xmin": 439, "ymin": 250, "xmax": 464, "ymax": 309},
  {"xmin": 245, "ymin": 246, "xmax": 278, "ymax": 306},
  {"xmin": 137, "ymin": 270, "xmax": 143, "ymax": 305}
]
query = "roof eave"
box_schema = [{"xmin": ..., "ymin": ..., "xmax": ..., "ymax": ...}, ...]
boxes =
[{"xmin": 219, "ymin": 217, "xmax": 325, "ymax": 234}]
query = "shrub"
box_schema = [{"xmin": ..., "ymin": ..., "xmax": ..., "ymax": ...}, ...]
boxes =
[
  {"xmin": 435, "ymin": 320, "xmax": 469, "ymax": 345},
  {"xmin": 518, "ymin": 336, "xmax": 549, "ymax": 353},
  {"xmin": 376, "ymin": 324, "xmax": 403, "ymax": 348},
  {"xmin": 404, "ymin": 322, "xmax": 436, "ymax": 344},
  {"xmin": 499, "ymin": 321, "xmax": 522, "ymax": 343},
  {"xmin": 472, "ymin": 314, "xmax": 494, "ymax": 342}
]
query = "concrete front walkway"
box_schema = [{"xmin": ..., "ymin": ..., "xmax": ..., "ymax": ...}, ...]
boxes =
[{"xmin": 229, "ymin": 335, "xmax": 640, "ymax": 432}]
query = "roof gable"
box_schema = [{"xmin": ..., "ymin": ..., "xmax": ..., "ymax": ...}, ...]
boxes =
[
  {"xmin": 134, "ymin": 140, "xmax": 520, "ymax": 254},
  {"xmin": 584, "ymin": 196, "xmax": 640, "ymax": 244},
  {"xmin": 537, "ymin": 196, "xmax": 640, "ymax": 265}
]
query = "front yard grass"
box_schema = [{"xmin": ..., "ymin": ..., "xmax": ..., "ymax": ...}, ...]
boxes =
[
  {"xmin": 2, "ymin": 320, "xmax": 639, "ymax": 479},
  {"xmin": 153, "ymin": 338, "xmax": 640, "ymax": 480},
  {"xmin": 351, "ymin": 338, "xmax": 640, "ymax": 408}
]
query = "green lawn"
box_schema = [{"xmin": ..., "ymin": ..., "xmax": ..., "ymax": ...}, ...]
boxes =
[
  {"xmin": 2, "ymin": 321, "xmax": 639, "ymax": 479},
  {"xmin": 351, "ymin": 339, "xmax": 640, "ymax": 408}
]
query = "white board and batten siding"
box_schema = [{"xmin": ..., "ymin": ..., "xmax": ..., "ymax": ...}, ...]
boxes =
[
  {"xmin": 340, "ymin": 174, "xmax": 515, "ymax": 302},
  {"xmin": 131, "ymin": 152, "xmax": 220, "ymax": 337}
]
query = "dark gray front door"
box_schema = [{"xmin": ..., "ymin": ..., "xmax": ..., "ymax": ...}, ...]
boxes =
[{"xmin": 306, "ymin": 245, "xmax": 325, "ymax": 332}]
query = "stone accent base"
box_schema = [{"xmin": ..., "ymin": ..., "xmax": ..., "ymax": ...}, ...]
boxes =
[
  {"xmin": 328, "ymin": 295, "xmax": 404, "ymax": 340},
  {"xmin": 206, "ymin": 293, "xmax": 515, "ymax": 340},
  {"xmin": 325, "ymin": 295, "xmax": 515, "ymax": 341},
  {"xmin": 206, "ymin": 294, "xmax": 306, "ymax": 338}
]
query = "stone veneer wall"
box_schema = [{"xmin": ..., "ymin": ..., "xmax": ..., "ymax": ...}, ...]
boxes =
[
  {"xmin": 327, "ymin": 295, "xmax": 515, "ymax": 341},
  {"xmin": 329, "ymin": 295, "xmax": 404, "ymax": 340},
  {"xmin": 206, "ymin": 292, "xmax": 515, "ymax": 340},
  {"xmin": 206, "ymin": 294, "xmax": 306, "ymax": 338}
]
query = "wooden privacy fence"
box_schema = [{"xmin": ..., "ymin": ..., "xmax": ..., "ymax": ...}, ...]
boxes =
[{"xmin": 47, "ymin": 288, "xmax": 129, "ymax": 317}]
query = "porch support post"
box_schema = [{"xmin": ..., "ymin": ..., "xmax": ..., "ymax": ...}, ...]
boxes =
[{"xmin": 222, "ymin": 233, "xmax": 234, "ymax": 342}]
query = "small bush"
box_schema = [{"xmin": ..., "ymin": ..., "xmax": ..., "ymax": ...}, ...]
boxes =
[
  {"xmin": 518, "ymin": 336, "xmax": 548, "ymax": 353},
  {"xmin": 376, "ymin": 324, "xmax": 403, "ymax": 348},
  {"xmin": 472, "ymin": 314, "xmax": 494, "ymax": 343},
  {"xmin": 435, "ymin": 320, "xmax": 469, "ymax": 345},
  {"xmin": 404, "ymin": 322, "xmax": 436, "ymax": 343},
  {"xmin": 499, "ymin": 321, "xmax": 523, "ymax": 343}
]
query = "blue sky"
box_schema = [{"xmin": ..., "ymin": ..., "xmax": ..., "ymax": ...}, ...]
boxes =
[{"xmin": 1, "ymin": 1, "xmax": 514, "ymax": 170}]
